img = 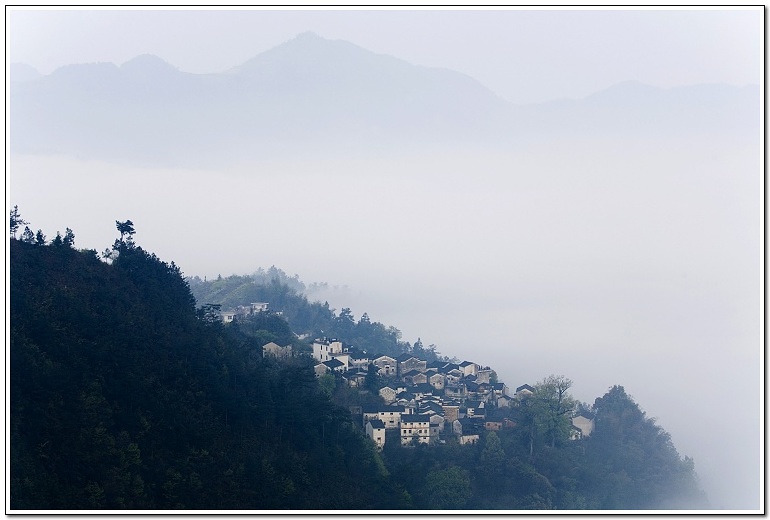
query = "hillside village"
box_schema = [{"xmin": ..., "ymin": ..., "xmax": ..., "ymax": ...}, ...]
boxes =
[
  {"xmin": 220, "ymin": 302, "xmax": 595, "ymax": 450},
  {"xmin": 261, "ymin": 333, "xmax": 595, "ymax": 450}
]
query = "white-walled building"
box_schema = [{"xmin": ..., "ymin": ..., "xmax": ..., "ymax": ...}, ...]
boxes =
[
  {"xmin": 312, "ymin": 339, "xmax": 344, "ymax": 362},
  {"xmin": 400, "ymin": 414, "xmax": 434, "ymax": 446},
  {"xmin": 572, "ymin": 415, "xmax": 595, "ymax": 438},
  {"xmin": 366, "ymin": 419, "xmax": 387, "ymax": 450}
]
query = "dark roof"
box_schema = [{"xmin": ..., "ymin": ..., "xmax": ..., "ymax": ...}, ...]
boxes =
[
  {"xmin": 459, "ymin": 361, "xmax": 474, "ymax": 367},
  {"xmin": 457, "ymin": 417, "xmax": 485, "ymax": 433},
  {"xmin": 402, "ymin": 369, "xmax": 422, "ymax": 378},
  {"xmin": 486, "ymin": 409, "xmax": 508, "ymax": 421},
  {"xmin": 363, "ymin": 405, "xmax": 405, "ymax": 414},
  {"xmin": 412, "ymin": 383, "xmax": 434, "ymax": 394},
  {"xmin": 516, "ymin": 384, "xmax": 535, "ymax": 393},
  {"xmin": 323, "ymin": 359, "xmax": 344, "ymax": 368},
  {"xmin": 419, "ymin": 402, "xmax": 444, "ymax": 414},
  {"xmin": 401, "ymin": 414, "xmax": 431, "ymax": 424},
  {"xmin": 368, "ymin": 419, "xmax": 386, "ymax": 429}
]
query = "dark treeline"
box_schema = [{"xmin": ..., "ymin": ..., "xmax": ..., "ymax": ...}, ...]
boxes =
[
  {"xmin": 9, "ymin": 222, "xmax": 407, "ymax": 509},
  {"xmin": 9, "ymin": 213, "xmax": 708, "ymax": 510}
]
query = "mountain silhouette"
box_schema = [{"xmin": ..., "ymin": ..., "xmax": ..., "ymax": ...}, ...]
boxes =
[{"xmin": 9, "ymin": 32, "xmax": 759, "ymax": 167}]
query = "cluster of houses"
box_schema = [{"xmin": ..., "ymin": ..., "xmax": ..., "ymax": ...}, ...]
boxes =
[
  {"xmin": 220, "ymin": 302, "xmax": 271, "ymax": 323},
  {"xmin": 306, "ymin": 338, "xmax": 595, "ymax": 449},
  {"xmin": 240, "ymin": 301, "xmax": 597, "ymax": 449},
  {"xmin": 223, "ymin": 305, "xmax": 588, "ymax": 450}
]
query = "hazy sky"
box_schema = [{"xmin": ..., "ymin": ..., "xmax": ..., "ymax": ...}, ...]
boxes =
[
  {"xmin": 7, "ymin": 6, "xmax": 764, "ymax": 512},
  {"xmin": 7, "ymin": 7, "xmax": 762, "ymax": 104}
]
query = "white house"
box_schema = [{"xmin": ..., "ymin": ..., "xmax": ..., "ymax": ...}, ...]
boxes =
[
  {"xmin": 314, "ymin": 363, "xmax": 330, "ymax": 378},
  {"xmin": 319, "ymin": 358, "xmax": 345, "ymax": 375},
  {"xmin": 363, "ymin": 405, "xmax": 405, "ymax": 429},
  {"xmin": 400, "ymin": 414, "xmax": 433, "ymax": 446},
  {"xmin": 445, "ymin": 369, "xmax": 464, "ymax": 385},
  {"xmin": 476, "ymin": 367, "xmax": 494, "ymax": 384},
  {"xmin": 332, "ymin": 352, "xmax": 351, "ymax": 371},
  {"xmin": 459, "ymin": 361, "xmax": 478, "ymax": 377},
  {"xmin": 349, "ymin": 351, "xmax": 371, "ymax": 369},
  {"xmin": 427, "ymin": 371, "xmax": 446, "ymax": 391},
  {"xmin": 250, "ymin": 302, "xmax": 269, "ymax": 313},
  {"xmin": 572, "ymin": 415, "xmax": 595, "ymax": 438},
  {"xmin": 429, "ymin": 415, "xmax": 444, "ymax": 439},
  {"xmin": 372, "ymin": 354, "xmax": 397, "ymax": 376},
  {"xmin": 379, "ymin": 386, "xmax": 398, "ymax": 404},
  {"xmin": 262, "ymin": 341, "xmax": 292, "ymax": 359},
  {"xmin": 453, "ymin": 418, "xmax": 483, "ymax": 445},
  {"xmin": 313, "ymin": 339, "xmax": 344, "ymax": 362},
  {"xmin": 515, "ymin": 384, "xmax": 535, "ymax": 400},
  {"xmin": 366, "ymin": 419, "xmax": 386, "ymax": 450}
]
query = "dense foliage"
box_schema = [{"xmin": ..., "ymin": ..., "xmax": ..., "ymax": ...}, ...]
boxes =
[
  {"xmin": 9, "ymin": 231, "xmax": 407, "ymax": 510},
  {"xmin": 9, "ymin": 213, "xmax": 708, "ymax": 510}
]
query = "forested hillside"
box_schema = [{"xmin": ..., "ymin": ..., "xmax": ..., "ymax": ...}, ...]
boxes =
[
  {"xmin": 9, "ymin": 215, "xmax": 708, "ymax": 510},
  {"xmin": 9, "ymin": 225, "xmax": 407, "ymax": 509}
]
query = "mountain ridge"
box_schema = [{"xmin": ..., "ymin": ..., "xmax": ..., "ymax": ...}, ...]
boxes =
[{"xmin": 9, "ymin": 32, "xmax": 759, "ymax": 167}]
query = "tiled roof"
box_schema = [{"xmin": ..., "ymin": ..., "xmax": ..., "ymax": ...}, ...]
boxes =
[{"xmin": 401, "ymin": 414, "xmax": 431, "ymax": 424}]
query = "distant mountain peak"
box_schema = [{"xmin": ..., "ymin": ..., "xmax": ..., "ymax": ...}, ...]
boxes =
[
  {"xmin": 294, "ymin": 30, "xmax": 324, "ymax": 40},
  {"xmin": 120, "ymin": 53, "xmax": 179, "ymax": 75},
  {"xmin": 226, "ymin": 31, "xmax": 394, "ymax": 78}
]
